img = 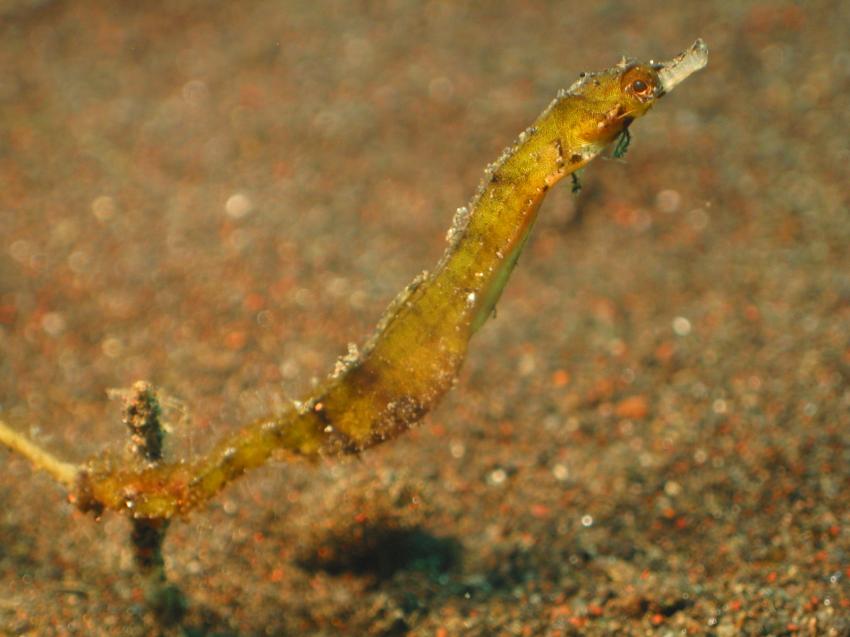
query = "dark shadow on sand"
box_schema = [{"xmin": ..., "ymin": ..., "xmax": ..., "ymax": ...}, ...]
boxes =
[{"xmin": 297, "ymin": 522, "xmax": 461, "ymax": 582}]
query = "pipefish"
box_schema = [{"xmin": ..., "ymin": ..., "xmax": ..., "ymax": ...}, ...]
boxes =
[{"xmin": 3, "ymin": 40, "xmax": 709, "ymax": 520}]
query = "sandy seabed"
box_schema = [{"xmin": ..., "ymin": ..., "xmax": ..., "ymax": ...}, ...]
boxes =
[{"xmin": 1, "ymin": 1, "xmax": 849, "ymax": 635}]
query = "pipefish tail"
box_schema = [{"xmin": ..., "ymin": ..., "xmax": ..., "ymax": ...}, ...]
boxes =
[{"xmin": 66, "ymin": 40, "xmax": 708, "ymax": 519}]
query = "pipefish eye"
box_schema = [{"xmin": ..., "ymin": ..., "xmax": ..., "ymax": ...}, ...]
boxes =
[
  {"xmin": 621, "ymin": 67, "xmax": 657, "ymax": 101},
  {"xmin": 628, "ymin": 76, "xmax": 654, "ymax": 98}
]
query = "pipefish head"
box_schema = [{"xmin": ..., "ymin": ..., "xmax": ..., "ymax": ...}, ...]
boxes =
[{"xmin": 569, "ymin": 39, "xmax": 708, "ymax": 152}]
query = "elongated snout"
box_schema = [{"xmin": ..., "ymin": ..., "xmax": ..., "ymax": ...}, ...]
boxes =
[{"xmin": 655, "ymin": 39, "xmax": 709, "ymax": 96}]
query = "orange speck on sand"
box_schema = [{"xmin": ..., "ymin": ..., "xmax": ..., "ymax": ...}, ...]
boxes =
[
  {"xmin": 552, "ymin": 369, "xmax": 570, "ymax": 387},
  {"xmin": 269, "ymin": 567, "xmax": 285, "ymax": 582},
  {"xmin": 225, "ymin": 330, "xmax": 247, "ymax": 350},
  {"xmin": 530, "ymin": 503, "xmax": 550, "ymax": 518},
  {"xmin": 239, "ymin": 83, "xmax": 265, "ymax": 108},
  {"xmin": 273, "ymin": 160, "xmax": 291, "ymax": 178},
  {"xmin": 244, "ymin": 292, "xmax": 265, "ymax": 312},
  {"xmin": 612, "ymin": 203, "xmax": 640, "ymax": 228},
  {"xmin": 803, "ymin": 596, "xmax": 819, "ymax": 612},
  {"xmin": 436, "ymin": 628, "xmax": 448, "ymax": 637},
  {"xmin": 650, "ymin": 613, "xmax": 664, "ymax": 625},
  {"xmin": 588, "ymin": 377, "xmax": 616, "ymax": 402},
  {"xmin": 615, "ymin": 395, "xmax": 649, "ymax": 420},
  {"xmin": 0, "ymin": 304, "xmax": 16, "ymax": 324},
  {"xmin": 550, "ymin": 604, "xmax": 571, "ymax": 619},
  {"xmin": 654, "ymin": 341, "xmax": 675, "ymax": 363}
]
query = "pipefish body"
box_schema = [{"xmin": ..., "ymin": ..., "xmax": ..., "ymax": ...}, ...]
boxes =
[{"xmin": 75, "ymin": 40, "xmax": 709, "ymax": 519}]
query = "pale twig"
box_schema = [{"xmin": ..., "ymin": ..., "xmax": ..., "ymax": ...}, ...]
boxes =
[{"xmin": 0, "ymin": 418, "xmax": 78, "ymax": 488}]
